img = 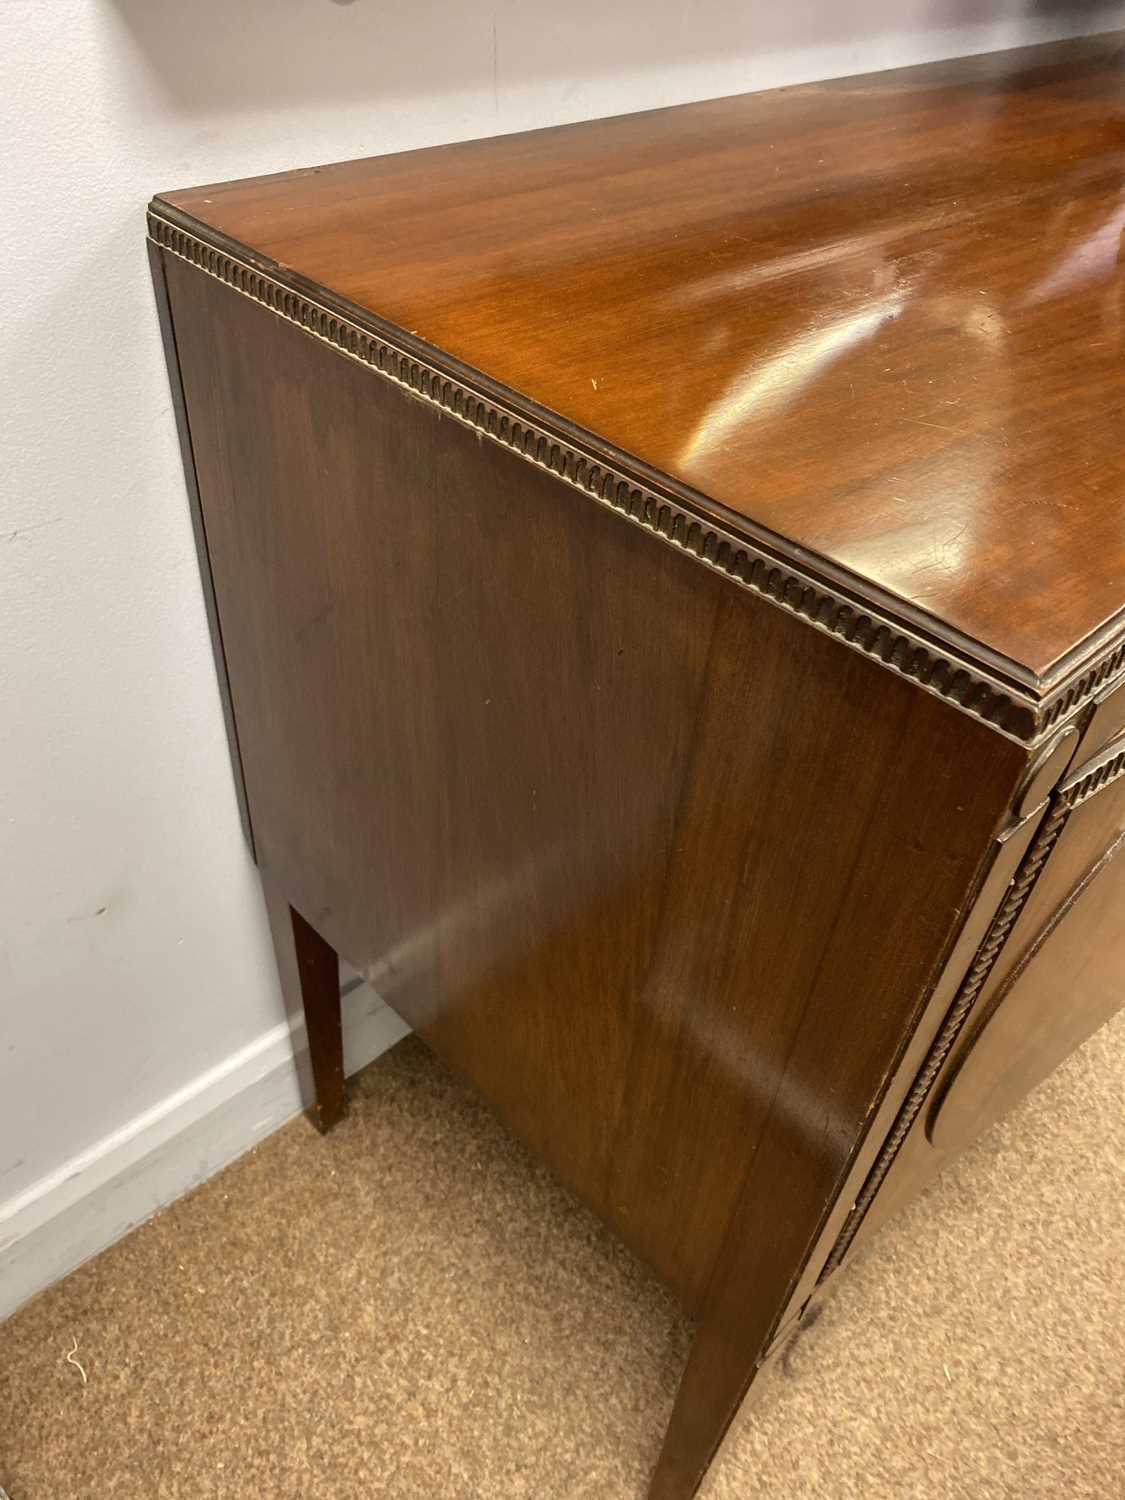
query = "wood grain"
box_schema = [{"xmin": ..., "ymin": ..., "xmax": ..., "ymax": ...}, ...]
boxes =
[
  {"xmin": 157, "ymin": 33, "xmax": 1125, "ymax": 686},
  {"xmin": 929, "ymin": 824, "xmax": 1125, "ymax": 1153},
  {"xmin": 165, "ymin": 251, "xmax": 1026, "ymax": 1299},
  {"xmin": 845, "ymin": 730, "xmax": 1125, "ymax": 1254}
]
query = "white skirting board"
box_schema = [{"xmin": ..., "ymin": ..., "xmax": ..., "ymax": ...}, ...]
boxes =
[{"xmin": 0, "ymin": 983, "xmax": 410, "ymax": 1324}]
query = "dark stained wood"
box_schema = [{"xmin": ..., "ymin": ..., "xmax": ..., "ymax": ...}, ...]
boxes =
[
  {"xmin": 262, "ymin": 874, "xmax": 347, "ymax": 1133},
  {"xmin": 156, "ymin": 33, "xmax": 1125, "ymax": 686},
  {"xmin": 761, "ymin": 794, "xmax": 1052, "ymax": 1324},
  {"xmin": 162, "ymin": 249, "xmax": 1030, "ymax": 1495},
  {"xmin": 290, "ymin": 905, "xmax": 348, "ymax": 1133},
  {"xmin": 146, "ymin": 237, "xmax": 255, "ymax": 855},
  {"xmin": 843, "ymin": 731, "xmax": 1125, "ymax": 1254},
  {"xmin": 1079, "ymin": 672, "xmax": 1125, "ymax": 760},
  {"xmin": 165, "ymin": 251, "xmax": 1027, "ymax": 1302},
  {"xmin": 929, "ymin": 823, "xmax": 1125, "ymax": 1153},
  {"xmin": 989, "ymin": 762, "xmax": 1125, "ymax": 1001},
  {"xmin": 149, "ymin": 39, "xmax": 1125, "ymax": 1499}
]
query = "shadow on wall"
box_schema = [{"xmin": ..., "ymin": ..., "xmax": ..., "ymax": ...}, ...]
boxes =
[{"xmin": 106, "ymin": 0, "xmax": 1117, "ymax": 115}]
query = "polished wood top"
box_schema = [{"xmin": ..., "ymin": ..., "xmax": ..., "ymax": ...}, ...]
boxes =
[{"xmin": 157, "ymin": 34, "xmax": 1125, "ymax": 686}]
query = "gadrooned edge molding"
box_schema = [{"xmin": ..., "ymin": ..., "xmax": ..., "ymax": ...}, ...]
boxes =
[
  {"xmin": 1039, "ymin": 641, "xmax": 1125, "ymax": 734},
  {"xmin": 819, "ymin": 726, "xmax": 1125, "ymax": 1278},
  {"xmin": 1059, "ymin": 734, "xmax": 1125, "ymax": 808},
  {"xmin": 147, "ymin": 209, "xmax": 1057, "ymax": 744}
]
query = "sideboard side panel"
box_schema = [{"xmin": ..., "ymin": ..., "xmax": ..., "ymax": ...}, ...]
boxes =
[{"xmin": 164, "ymin": 257, "xmax": 1027, "ymax": 1329}]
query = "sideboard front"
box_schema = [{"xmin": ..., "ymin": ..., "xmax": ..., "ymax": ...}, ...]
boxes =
[{"xmin": 827, "ymin": 695, "xmax": 1125, "ymax": 1264}]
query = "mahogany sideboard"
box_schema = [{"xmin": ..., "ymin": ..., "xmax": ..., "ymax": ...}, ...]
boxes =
[{"xmin": 148, "ymin": 34, "xmax": 1125, "ymax": 1500}]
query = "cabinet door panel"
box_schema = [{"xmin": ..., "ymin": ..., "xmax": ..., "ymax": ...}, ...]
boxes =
[
  {"xmin": 928, "ymin": 824, "xmax": 1125, "ymax": 1153},
  {"xmin": 1077, "ymin": 673, "xmax": 1125, "ymax": 762},
  {"xmin": 976, "ymin": 771, "xmax": 1125, "ymax": 1011}
]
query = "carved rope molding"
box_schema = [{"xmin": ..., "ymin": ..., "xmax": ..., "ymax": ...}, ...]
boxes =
[
  {"xmin": 819, "ymin": 730, "xmax": 1125, "ymax": 1278},
  {"xmin": 148, "ymin": 209, "xmax": 1054, "ymax": 743}
]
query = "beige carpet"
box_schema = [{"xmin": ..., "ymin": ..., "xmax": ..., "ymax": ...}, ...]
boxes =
[{"xmin": 2, "ymin": 1015, "xmax": 1123, "ymax": 1500}]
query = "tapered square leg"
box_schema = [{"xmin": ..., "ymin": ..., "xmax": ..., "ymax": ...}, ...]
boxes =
[
  {"xmin": 646, "ymin": 1314, "xmax": 763, "ymax": 1500},
  {"xmin": 646, "ymin": 1194, "xmax": 810, "ymax": 1498},
  {"xmin": 262, "ymin": 874, "xmax": 347, "ymax": 1132}
]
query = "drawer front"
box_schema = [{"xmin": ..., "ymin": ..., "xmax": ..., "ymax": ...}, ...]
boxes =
[
  {"xmin": 822, "ymin": 728, "xmax": 1125, "ymax": 1271},
  {"xmin": 948, "ymin": 747, "xmax": 1125, "ymax": 1043}
]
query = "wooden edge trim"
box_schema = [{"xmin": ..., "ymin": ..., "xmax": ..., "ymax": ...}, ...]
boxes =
[
  {"xmin": 1037, "ymin": 648, "xmax": 1125, "ymax": 736},
  {"xmin": 1059, "ymin": 731, "xmax": 1125, "ymax": 805},
  {"xmin": 146, "ymin": 207, "xmax": 1064, "ymax": 745}
]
